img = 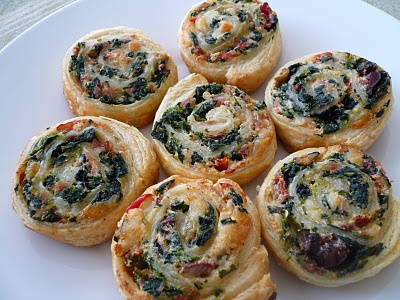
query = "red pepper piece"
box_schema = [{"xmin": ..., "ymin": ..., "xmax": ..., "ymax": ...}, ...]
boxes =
[{"xmin": 126, "ymin": 194, "xmax": 153, "ymax": 212}]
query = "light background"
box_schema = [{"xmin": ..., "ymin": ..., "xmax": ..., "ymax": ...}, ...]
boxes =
[{"xmin": 1, "ymin": 0, "xmax": 400, "ymax": 51}]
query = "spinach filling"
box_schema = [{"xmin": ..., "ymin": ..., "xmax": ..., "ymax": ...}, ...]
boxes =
[
  {"xmin": 155, "ymin": 204, "xmax": 194, "ymax": 264},
  {"xmin": 99, "ymin": 65, "xmax": 117, "ymax": 78},
  {"xmin": 69, "ymin": 55, "xmax": 85, "ymax": 80},
  {"xmin": 151, "ymin": 83, "xmax": 252, "ymax": 167},
  {"xmin": 322, "ymin": 166, "xmax": 369, "ymax": 209},
  {"xmin": 189, "ymin": 2, "xmax": 278, "ymax": 63},
  {"xmin": 229, "ymin": 188, "xmax": 248, "ymax": 213},
  {"xmin": 152, "ymin": 100, "xmax": 240, "ymax": 159},
  {"xmin": 124, "ymin": 248, "xmax": 184, "ymax": 298},
  {"xmin": 274, "ymin": 64, "xmax": 355, "ymax": 134},
  {"xmin": 281, "ymin": 162, "xmax": 308, "ymax": 187},
  {"xmin": 221, "ymin": 217, "xmax": 237, "ymax": 225},
  {"xmin": 314, "ymin": 106, "xmax": 350, "ymax": 134},
  {"xmin": 191, "ymin": 202, "xmax": 217, "ymax": 247},
  {"xmin": 120, "ymin": 77, "xmax": 151, "ymax": 103},
  {"xmin": 193, "ymin": 100, "xmax": 217, "ymax": 121},
  {"xmin": 30, "ymin": 134, "xmax": 58, "ymax": 160},
  {"xmin": 205, "ymin": 33, "xmax": 217, "ymax": 44},
  {"xmin": 69, "ymin": 39, "xmax": 171, "ymax": 105},
  {"xmin": 375, "ymin": 99, "xmax": 391, "ymax": 118},
  {"xmin": 190, "ymin": 1, "xmax": 215, "ymax": 18},
  {"xmin": 155, "ymin": 105, "xmax": 192, "ymax": 133},
  {"xmin": 155, "ymin": 179, "xmax": 175, "ymax": 196},
  {"xmin": 237, "ymin": 10, "xmax": 247, "ymax": 22},
  {"xmin": 152, "ymin": 59, "xmax": 171, "ymax": 88},
  {"xmin": 189, "ymin": 31, "xmax": 199, "ymax": 47},
  {"xmin": 170, "ymin": 200, "xmax": 189, "ymax": 213},
  {"xmin": 123, "ymin": 199, "xmax": 217, "ymax": 297},
  {"xmin": 219, "ymin": 264, "xmax": 237, "ymax": 278},
  {"xmin": 274, "ymin": 54, "xmax": 390, "ymax": 134},
  {"xmin": 272, "ymin": 156, "xmax": 386, "ymax": 276},
  {"xmin": 193, "ymin": 83, "xmax": 225, "ymax": 102},
  {"xmin": 154, "ymin": 231, "xmax": 193, "ymax": 265},
  {"xmin": 282, "ymin": 159, "xmax": 371, "ymax": 209},
  {"xmin": 296, "ymin": 183, "xmax": 311, "ymax": 199},
  {"xmin": 22, "ymin": 128, "xmax": 128, "ymax": 222},
  {"xmin": 194, "ymin": 128, "xmax": 241, "ymax": 152},
  {"xmin": 191, "ymin": 152, "xmax": 203, "ymax": 165},
  {"xmin": 214, "ymin": 288, "xmax": 224, "ymax": 297},
  {"xmin": 129, "ymin": 51, "xmax": 148, "ymax": 77}
]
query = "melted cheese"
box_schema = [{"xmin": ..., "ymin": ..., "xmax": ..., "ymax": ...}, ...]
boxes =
[
  {"xmin": 24, "ymin": 125, "xmax": 126, "ymax": 221},
  {"xmin": 288, "ymin": 158, "xmax": 382, "ymax": 242}
]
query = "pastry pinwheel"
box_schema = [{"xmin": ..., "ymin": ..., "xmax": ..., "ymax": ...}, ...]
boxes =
[
  {"xmin": 112, "ymin": 176, "xmax": 276, "ymax": 299},
  {"xmin": 265, "ymin": 51, "xmax": 393, "ymax": 152},
  {"xmin": 178, "ymin": 0, "xmax": 281, "ymax": 93},
  {"xmin": 62, "ymin": 27, "xmax": 178, "ymax": 127},
  {"xmin": 11, "ymin": 116, "xmax": 159, "ymax": 246},
  {"xmin": 256, "ymin": 145, "xmax": 400, "ymax": 286},
  {"xmin": 151, "ymin": 74, "xmax": 277, "ymax": 185}
]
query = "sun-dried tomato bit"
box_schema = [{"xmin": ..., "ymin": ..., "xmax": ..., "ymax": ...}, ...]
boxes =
[{"xmin": 56, "ymin": 121, "xmax": 76, "ymax": 132}]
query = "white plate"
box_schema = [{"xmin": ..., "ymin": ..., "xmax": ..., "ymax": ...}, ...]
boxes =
[{"xmin": 0, "ymin": 0, "xmax": 399, "ymax": 299}]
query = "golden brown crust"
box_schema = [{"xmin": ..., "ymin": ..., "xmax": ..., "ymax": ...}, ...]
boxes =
[
  {"xmin": 62, "ymin": 26, "xmax": 178, "ymax": 127},
  {"xmin": 112, "ymin": 176, "xmax": 276, "ymax": 299},
  {"xmin": 256, "ymin": 145, "xmax": 400, "ymax": 287},
  {"xmin": 11, "ymin": 116, "xmax": 159, "ymax": 246},
  {"xmin": 151, "ymin": 73, "xmax": 277, "ymax": 185},
  {"xmin": 178, "ymin": 0, "xmax": 281, "ymax": 93},
  {"xmin": 265, "ymin": 51, "xmax": 393, "ymax": 153}
]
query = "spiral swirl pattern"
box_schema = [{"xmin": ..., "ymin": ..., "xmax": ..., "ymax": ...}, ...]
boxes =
[
  {"xmin": 62, "ymin": 27, "xmax": 178, "ymax": 127},
  {"xmin": 12, "ymin": 116, "xmax": 159, "ymax": 246},
  {"xmin": 265, "ymin": 51, "xmax": 393, "ymax": 152},
  {"xmin": 256, "ymin": 145, "xmax": 400, "ymax": 286},
  {"xmin": 112, "ymin": 176, "xmax": 275, "ymax": 299},
  {"xmin": 178, "ymin": 0, "xmax": 281, "ymax": 92},
  {"xmin": 151, "ymin": 74, "xmax": 277, "ymax": 185}
]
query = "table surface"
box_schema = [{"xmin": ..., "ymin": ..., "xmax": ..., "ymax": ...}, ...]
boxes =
[{"xmin": 1, "ymin": 0, "xmax": 400, "ymax": 51}]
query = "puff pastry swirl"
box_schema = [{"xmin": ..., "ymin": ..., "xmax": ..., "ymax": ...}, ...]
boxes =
[
  {"xmin": 178, "ymin": 0, "xmax": 281, "ymax": 93},
  {"xmin": 265, "ymin": 51, "xmax": 393, "ymax": 152},
  {"xmin": 151, "ymin": 74, "xmax": 277, "ymax": 185},
  {"xmin": 256, "ymin": 145, "xmax": 400, "ymax": 287},
  {"xmin": 62, "ymin": 27, "xmax": 178, "ymax": 127},
  {"xmin": 112, "ymin": 175, "xmax": 276, "ymax": 299},
  {"xmin": 11, "ymin": 116, "xmax": 159, "ymax": 246}
]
